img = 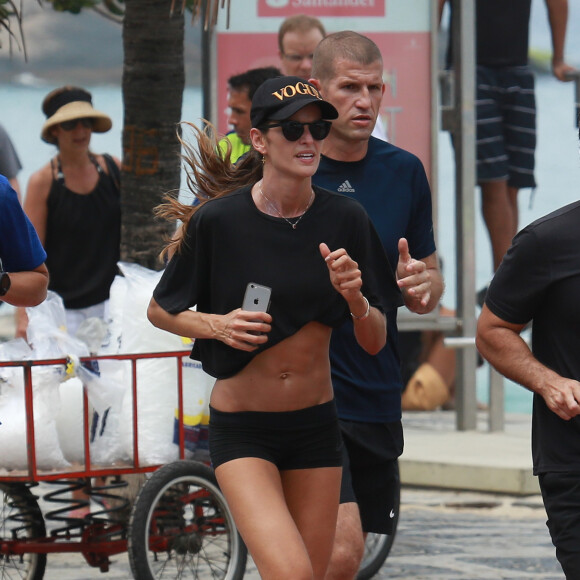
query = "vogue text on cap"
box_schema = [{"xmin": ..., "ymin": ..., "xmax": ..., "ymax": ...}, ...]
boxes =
[{"xmin": 272, "ymin": 82, "xmax": 322, "ymax": 101}]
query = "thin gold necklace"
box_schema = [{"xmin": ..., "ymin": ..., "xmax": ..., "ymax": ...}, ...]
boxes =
[{"xmin": 258, "ymin": 182, "xmax": 315, "ymax": 230}]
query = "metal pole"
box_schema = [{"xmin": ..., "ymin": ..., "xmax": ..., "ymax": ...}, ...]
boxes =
[
  {"xmin": 564, "ymin": 70, "xmax": 580, "ymax": 127},
  {"xmin": 488, "ymin": 367, "xmax": 505, "ymax": 431},
  {"xmin": 451, "ymin": 0, "xmax": 478, "ymax": 430},
  {"xmin": 200, "ymin": 3, "xmax": 217, "ymax": 126}
]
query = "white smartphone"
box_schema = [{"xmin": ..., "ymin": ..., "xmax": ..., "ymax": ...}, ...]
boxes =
[{"xmin": 242, "ymin": 282, "xmax": 272, "ymax": 313}]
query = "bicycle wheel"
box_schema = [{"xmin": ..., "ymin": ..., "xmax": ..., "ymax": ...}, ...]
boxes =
[
  {"xmin": 0, "ymin": 482, "xmax": 47, "ymax": 580},
  {"xmin": 128, "ymin": 460, "xmax": 247, "ymax": 580},
  {"xmin": 356, "ymin": 463, "xmax": 401, "ymax": 580}
]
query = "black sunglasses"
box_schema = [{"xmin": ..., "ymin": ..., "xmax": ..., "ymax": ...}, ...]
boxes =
[
  {"xmin": 59, "ymin": 118, "xmax": 94, "ymax": 131},
  {"xmin": 261, "ymin": 120, "xmax": 332, "ymax": 142}
]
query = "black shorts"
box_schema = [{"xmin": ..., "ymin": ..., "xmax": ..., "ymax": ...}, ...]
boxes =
[
  {"xmin": 476, "ymin": 65, "xmax": 536, "ymax": 189},
  {"xmin": 209, "ymin": 400, "xmax": 343, "ymax": 471},
  {"xmin": 339, "ymin": 420, "xmax": 402, "ymax": 534},
  {"xmin": 539, "ymin": 471, "xmax": 580, "ymax": 579}
]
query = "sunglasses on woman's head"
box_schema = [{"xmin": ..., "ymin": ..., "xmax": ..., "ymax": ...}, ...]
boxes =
[
  {"xmin": 59, "ymin": 118, "xmax": 94, "ymax": 131},
  {"xmin": 261, "ymin": 120, "xmax": 332, "ymax": 142}
]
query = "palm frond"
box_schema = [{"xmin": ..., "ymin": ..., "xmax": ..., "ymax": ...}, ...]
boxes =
[
  {"xmin": 0, "ymin": 0, "xmax": 230, "ymax": 56},
  {"xmin": 0, "ymin": 0, "xmax": 31, "ymax": 58},
  {"xmin": 174, "ymin": 0, "xmax": 231, "ymax": 29}
]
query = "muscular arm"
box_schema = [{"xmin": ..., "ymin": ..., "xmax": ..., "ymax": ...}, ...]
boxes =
[
  {"xmin": 544, "ymin": 0, "xmax": 576, "ymax": 81},
  {"xmin": 397, "ymin": 240, "xmax": 444, "ymax": 315},
  {"xmin": 476, "ymin": 304, "xmax": 580, "ymax": 420},
  {"xmin": 3, "ymin": 264, "xmax": 49, "ymax": 308}
]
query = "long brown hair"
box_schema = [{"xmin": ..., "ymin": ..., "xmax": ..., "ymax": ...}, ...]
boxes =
[{"xmin": 155, "ymin": 121, "xmax": 263, "ymax": 257}]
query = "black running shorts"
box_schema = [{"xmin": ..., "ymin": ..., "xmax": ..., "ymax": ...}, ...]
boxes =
[
  {"xmin": 339, "ymin": 419, "xmax": 402, "ymax": 534},
  {"xmin": 209, "ymin": 399, "xmax": 343, "ymax": 471}
]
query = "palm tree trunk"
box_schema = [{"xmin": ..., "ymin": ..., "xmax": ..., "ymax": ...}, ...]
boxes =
[{"xmin": 121, "ymin": 0, "xmax": 185, "ymax": 269}]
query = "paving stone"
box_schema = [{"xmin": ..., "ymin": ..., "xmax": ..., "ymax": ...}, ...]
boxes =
[{"xmin": 34, "ymin": 487, "xmax": 562, "ymax": 579}]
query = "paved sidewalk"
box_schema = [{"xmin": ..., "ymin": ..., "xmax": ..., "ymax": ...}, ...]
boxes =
[
  {"xmin": 37, "ymin": 487, "xmax": 560, "ymax": 579},
  {"xmin": 400, "ymin": 410, "xmax": 538, "ymax": 495},
  {"xmin": 376, "ymin": 488, "xmax": 559, "ymax": 579}
]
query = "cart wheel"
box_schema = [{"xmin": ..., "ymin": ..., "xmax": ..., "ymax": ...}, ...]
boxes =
[
  {"xmin": 0, "ymin": 483, "xmax": 47, "ymax": 580},
  {"xmin": 356, "ymin": 462, "xmax": 400, "ymax": 580},
  {"xmin": 128, "ymin": 460, "xmax": 247, "ymax": 580}
]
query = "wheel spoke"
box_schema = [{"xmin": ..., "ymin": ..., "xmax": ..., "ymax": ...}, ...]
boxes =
[
  {"xmin": 128, "ymin": 461, "xmax": 247, "ymax": 580},
  {"xmin": 0, "ymin": 484, "xmax": 47, "ymax": 580}
]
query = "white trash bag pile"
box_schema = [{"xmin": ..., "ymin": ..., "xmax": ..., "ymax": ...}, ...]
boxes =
[{"xmin": 0, "ymin": 262, "xmax": 215, "ymax": 472}]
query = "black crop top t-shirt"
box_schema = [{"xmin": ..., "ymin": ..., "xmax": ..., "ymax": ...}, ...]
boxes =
[{"xmin": 153, "ymin": 184, "xmax": 403, "ymax": 378}]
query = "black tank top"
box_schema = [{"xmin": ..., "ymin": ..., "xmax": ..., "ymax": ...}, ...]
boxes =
[{"xmin": 45, "ymin": 154, "xmax": 121, "ymax": 309}]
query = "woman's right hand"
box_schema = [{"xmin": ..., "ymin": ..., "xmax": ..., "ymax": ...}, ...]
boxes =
[
  {"xmin": 148, "ymin": 298, "xmax": 271, "ymax": 352},
  {"xmin": 216, "ymin": 308, "xmax": 272, "ymax": 351}
]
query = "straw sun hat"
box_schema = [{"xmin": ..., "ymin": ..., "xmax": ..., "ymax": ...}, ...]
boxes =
[{"xmin": 41, "ymin": 86, "xmax": 112, "ymax": 144}]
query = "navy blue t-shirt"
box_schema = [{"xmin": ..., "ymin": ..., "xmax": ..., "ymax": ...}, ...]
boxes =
[
  {"xmin": 0, "ymin": 175, "xmax": 46, "ymax": 272},
  {"xmin": 313, "ymin": 137, "xmax": 436, "ymax": 422}
]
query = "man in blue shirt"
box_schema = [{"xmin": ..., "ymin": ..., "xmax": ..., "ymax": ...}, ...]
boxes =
[
  {"xmin": 311, "ymin": 31, "xmax": 443, "ymax": 579},
  {"xmin": 0, "ymin": 175, "xmax": 48, "ymax": 308}
]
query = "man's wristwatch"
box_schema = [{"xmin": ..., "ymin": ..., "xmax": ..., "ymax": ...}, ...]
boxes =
[{"xmin": 0, "ymin": 258, "xmax": 11, "ymax": 297}]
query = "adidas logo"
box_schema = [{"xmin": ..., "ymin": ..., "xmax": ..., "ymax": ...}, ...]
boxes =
[{"xmin": 337, "ymin": 180, "xmax": 355, "ymax": 193}]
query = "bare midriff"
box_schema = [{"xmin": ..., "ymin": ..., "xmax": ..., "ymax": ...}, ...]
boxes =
[{"xmin": 210, "ymin": 321, "xmax": 333, "ymax": 413}]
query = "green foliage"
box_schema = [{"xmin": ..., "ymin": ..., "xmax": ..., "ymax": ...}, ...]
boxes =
[
  {"xmin": 0, "ymin": 0, "xmax": 23, "ymax": 51},
  {"xmin": 45, "ymin": 0, "xmax": 99, "ymax": 14},
  {"xmin": 0, "ymin": 0, "xmax": 17, "ymax": 18},
  {"xmin": 102, "ymin": 0, "xmax": 124, "ymax": 17},
  {"xmin": 37, "ymin": 0, "xmax": 123, "ymax": 17}
]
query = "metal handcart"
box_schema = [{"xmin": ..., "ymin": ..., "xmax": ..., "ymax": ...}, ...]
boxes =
[{"xmin": 0, "ymin": 350, "xmax": 247, "ymax": 580}]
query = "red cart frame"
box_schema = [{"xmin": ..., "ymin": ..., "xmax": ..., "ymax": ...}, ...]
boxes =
[{"xmin": 0, "ymin": 351, "xmax": 247, "ymax": 579}]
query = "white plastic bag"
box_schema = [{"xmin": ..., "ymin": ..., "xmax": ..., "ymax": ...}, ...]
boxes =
[
  {"xmin": 116, "ymin": 262, "xmax": 183, "ymax": 466},
  {"xmin": 0, "ymin": 340, "xmax": 69, "ymax": 471}
]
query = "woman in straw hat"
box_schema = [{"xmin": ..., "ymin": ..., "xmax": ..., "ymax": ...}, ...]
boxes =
[
  {"xmin": 148, "ymin": 76, "xmax": 402, "ymax": 579},
  {"xmin": 17, "ymin": 86, "xmax": 121, "ymax": 518},
  {"xmin": 17, "ymin": 86, "xmax": 121, "ymax": 340}
]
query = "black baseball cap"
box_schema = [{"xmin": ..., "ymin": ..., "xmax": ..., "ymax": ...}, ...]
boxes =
[{"xmin": 250, "ymin": 75, "xmax": 338, "ymax": 128}]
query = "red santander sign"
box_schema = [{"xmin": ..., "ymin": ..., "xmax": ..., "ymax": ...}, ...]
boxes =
[{"xmin": 258, "ymin": 0, "xmax": 385, "ymax": 18}]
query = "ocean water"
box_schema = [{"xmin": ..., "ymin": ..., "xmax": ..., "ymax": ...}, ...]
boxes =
[
  {"xmin": 1, "ymin": 0, "xmax": 579, "ymax": 414},
  {"xmin": 436, "ymin": 0, "xmax": 580, "ymax": 412},
  {"xmin": 0, "ymin": 85, "xmax": 204, "ymax": 201},
  {"xmin": 437, "ymin": 75, "xmax": 580, "ymax": 414}
]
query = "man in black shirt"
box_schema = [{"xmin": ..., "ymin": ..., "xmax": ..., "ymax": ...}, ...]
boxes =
[{"xmin": 477, "ymin": 155, "xmax": 580, "ymax": 577}]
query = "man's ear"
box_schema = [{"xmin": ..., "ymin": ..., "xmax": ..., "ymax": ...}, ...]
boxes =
[{"xmin": 309, "ymin": 78, "xmax": 323, "ymax": 93}]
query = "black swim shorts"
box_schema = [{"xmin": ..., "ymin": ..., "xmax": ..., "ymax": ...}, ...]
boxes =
[
  {"xmin": 339, "ymin": 419, "xmax": 402, "ymax": 534},
  {"xmin": 476, "ymin": 65, "xmax": 536, "ymax": 189},
  {"xmin": 209, "ymin": 399, "xmax": 343, "ymax": 471}
]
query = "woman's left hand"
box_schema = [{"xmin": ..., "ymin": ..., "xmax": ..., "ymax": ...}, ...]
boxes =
[
  {"xmin": 320, "ymin": 243, "xmax": 386, "ymax": 354},
  {"xmin": 319, "ymin": 242, "xmax": 363, "ymax": 303}
]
